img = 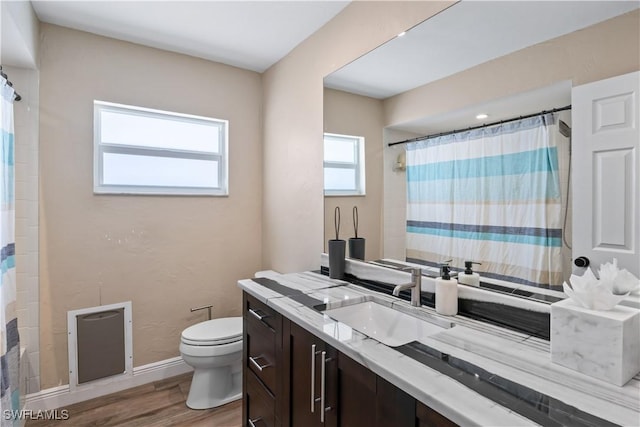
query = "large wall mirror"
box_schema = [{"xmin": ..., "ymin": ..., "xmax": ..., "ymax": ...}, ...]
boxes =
[{"xmin": 323, "ymin": 1, "xmax": 639, "ymax": 289}]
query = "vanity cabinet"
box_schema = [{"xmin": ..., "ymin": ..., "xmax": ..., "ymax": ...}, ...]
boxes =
[
  {"xmin": 242, "ymin": 290, "xmax": 457, "ymax": 427},
  {"xmin": 284, "ymin": 321, "xmax": 450, "ymax": 427}
]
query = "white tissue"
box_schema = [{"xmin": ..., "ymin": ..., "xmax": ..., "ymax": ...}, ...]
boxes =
[
  {"xmin": 599, "ymin": 258, "xmax": 640, "ymax": 295},
  {"xmin": 562, "ymin": 259, "xmax": 638, "ymax": 310}
]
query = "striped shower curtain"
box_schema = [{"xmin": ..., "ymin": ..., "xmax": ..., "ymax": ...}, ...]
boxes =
[
  {"xmin": 405, "ymin": 114, "xmax": 562, "ymax": 288},
  {"xmin": 0, "ymin": 76, "xmax": 19, "ymax": 426}
]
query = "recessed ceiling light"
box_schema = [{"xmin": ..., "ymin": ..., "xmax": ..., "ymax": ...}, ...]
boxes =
[
  {"xmin": 397, "ymin": 31, "xmax": 407, "ymax": 38},
  {"xmin": 476, "ymin": 113, "xmax": 489, "ymax": 120}
]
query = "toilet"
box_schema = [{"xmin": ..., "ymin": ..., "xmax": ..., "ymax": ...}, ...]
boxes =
[{"xmin": 179, "ymin": 317, "xmax": 243, "ymax": 409}]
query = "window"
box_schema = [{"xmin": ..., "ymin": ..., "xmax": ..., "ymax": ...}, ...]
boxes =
[
  {"xmin": 94, "ymin": 101, "xmax": 228, "ymax": 195},
  {"xmin": 323, "ymin": 133, "xmax": 365, "ymax": 196}
]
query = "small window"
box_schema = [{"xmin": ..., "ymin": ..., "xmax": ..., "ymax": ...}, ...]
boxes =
[
  {"xmin": 94, "ymin": 101, "xmax": 228, "ymax": 195},
  {"xmin": 323, "ymin": 133, "xmax": 365, "ymax": 196}
]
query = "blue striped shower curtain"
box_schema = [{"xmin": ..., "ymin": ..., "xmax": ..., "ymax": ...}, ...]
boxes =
[
  {"xmin": 406, "ymin": 114, "xmax": 562, "ymax": 288},
  {"xmin": 0, "ymin": 77, "xmax": 19, "ymax": 426}
]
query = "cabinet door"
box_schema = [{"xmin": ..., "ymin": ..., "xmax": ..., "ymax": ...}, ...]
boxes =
[
  {"xmin": 416, "ymin": 400, "xmax": 459, "ymax": 427},
  {"xmin": 376, "ymin": 377, "xmax": 415, "ymax": 427},
  {"xmin": 337, "ymin": 352, "xmax": 377, "ymax": 427},
  {"xmin": 288, "ymin": 322, "xmax": 337, "ymax": 427},
  {"xmin": 572, "ymin": 71, "xmax": 640, "ymax": 276}
]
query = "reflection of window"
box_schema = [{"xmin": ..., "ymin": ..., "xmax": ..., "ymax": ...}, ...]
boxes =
[
  {"xmin": 93, "ymin": 101, "xmax": 228, "ymax": 195},
  {"xmin": 323, "ymin": 133, "xmax": 365, "ymax": 196}
]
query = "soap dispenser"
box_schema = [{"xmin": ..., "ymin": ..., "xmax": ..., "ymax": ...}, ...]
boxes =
[
  {"xmin": 458, "ymin": 261, "xmax": 481, "ymax": 287},
  {"xmin": 435, "ymin": 263, "xmax": 458, "ymax": 316}
]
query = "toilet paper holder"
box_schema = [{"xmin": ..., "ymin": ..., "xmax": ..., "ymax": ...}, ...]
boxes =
[{"xmin": 191, "ymin": 304, "xmax": 213, "ymax": 320}]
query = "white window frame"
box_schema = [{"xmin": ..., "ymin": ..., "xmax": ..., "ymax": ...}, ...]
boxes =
[
  {"xmin": 323, "ymin": 132, "xmax": 366, "ymax": 196},
  {"xmin": 93, "ymin": 101, "xmax": 228, "ymax": 196}
]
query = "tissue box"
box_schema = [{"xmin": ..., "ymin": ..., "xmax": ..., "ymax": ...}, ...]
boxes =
[{"xmin": 551, "ymin": 298, "xmax": 640, "ymax": 386}]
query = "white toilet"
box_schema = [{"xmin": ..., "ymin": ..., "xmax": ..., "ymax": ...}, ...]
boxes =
[{"xmin": 179, "ymin": 317, "xmax": 243, "ymax": 409}]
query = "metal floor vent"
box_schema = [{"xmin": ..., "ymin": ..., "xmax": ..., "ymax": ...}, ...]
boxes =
[{"xmin": 67, "ymin": 302, "xmax": 133, "ymax": 388}]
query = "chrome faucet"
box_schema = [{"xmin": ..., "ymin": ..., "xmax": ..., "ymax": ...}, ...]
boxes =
[{"xmin": 392, "ymin": 267, "xmax": 422, "ymax": 307}]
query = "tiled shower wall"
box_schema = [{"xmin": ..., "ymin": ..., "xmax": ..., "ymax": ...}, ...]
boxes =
[{"xmin": 9, "ymin": 66, "xmax": 40, "ymax": 393}]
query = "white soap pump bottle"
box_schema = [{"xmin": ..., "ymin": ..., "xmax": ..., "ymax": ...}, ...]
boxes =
[
  {"xmin": 435, "ymin": 263, "xmax": 458, "ymax": 316},
  {"xmin": 457, "ymin": 261, "xmax": 481, "ymax": 287}
]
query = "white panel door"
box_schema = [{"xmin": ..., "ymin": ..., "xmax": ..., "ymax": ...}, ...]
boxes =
[{"xmin": 572, "ymin": 71, "xmax": 640, "ymax": 276}]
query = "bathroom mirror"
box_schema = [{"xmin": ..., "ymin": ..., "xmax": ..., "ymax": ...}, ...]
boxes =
[{"xmin": 323, "ymin": 1, "xmax": 639, "ymax": 289}]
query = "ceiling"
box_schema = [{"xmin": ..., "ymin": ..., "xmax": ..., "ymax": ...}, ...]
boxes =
[
  {"xmin": 10, "ymin": 1, "xmax": 637, "ymax": 85},
  {"xmin": 321, "ymin": 0, "xmax": 638, "ymax": 136},
  {"xmin": 13, "ymin": 1, "xmax": 350, "ymax": 72},
  {"xmin": 324, "ymin": 1, "xmax": 640, "ymax": 100}
]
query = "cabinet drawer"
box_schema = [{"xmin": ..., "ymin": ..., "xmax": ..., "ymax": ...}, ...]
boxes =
[
  {"xmin": 245, "ymin": 294, "xmax": 278, "ymax": 331},
  {"xmin": 247, "ymin": 370, "xmax": 275, "ymax": 427},
  {"xmin": 247, "ymin": 317, "xmax": 276, "ymax": 393}
]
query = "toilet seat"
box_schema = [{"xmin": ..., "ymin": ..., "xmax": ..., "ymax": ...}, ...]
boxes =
[{"xmin": 181, "ymin": 317, "xmax": 242, "ymax": 346}]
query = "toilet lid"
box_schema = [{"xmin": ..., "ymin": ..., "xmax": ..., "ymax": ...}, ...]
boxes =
[{"xmin": 181, "ymin": 317, "xmax": 242, "ymax": 346}]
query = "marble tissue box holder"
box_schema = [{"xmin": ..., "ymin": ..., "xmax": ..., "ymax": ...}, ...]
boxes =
[{"xmin": 550, "ymin": 298, "xmax": 640, "ymax": 386}]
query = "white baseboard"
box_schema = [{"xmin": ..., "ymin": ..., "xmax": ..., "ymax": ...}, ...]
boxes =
[{"xmin": 24, "ymin": 356, "xmax": 193, "ymax": 411}]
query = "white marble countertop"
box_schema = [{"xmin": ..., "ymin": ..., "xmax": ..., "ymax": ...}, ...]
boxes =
[{"xmin": 238, "ymin": 271, "xmax": 640, "ymax": 427}]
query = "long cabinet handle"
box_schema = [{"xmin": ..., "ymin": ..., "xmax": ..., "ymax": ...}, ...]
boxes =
[
  {"xmin": 249, "ymin": 356, "xmax": 271, "ymax": 372},
  {"xmin": 310, "ymin": 344, "xmax": 316, "ymax": 413},
  {"xmin": 321, "ymin": 351, "xmax": 327, "ymax": 423},
  {"xmin": 248, "ymin": 417, "xmax": 262, "ymax": 427},
  {"xmin": 321, "ymin": 351, "xmax": 333, "ymax": 423}
]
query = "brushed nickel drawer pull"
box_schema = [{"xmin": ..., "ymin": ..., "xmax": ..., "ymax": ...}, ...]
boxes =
[
  {"xmin": 320, "ymin": 350, "xmax": 327, "ymax": 423},
  {"xmin": 248, "ymin": 308, "xmax": 269, "ymax": 321},
  {"xmin": 249, "ymin": 355, "xmax": 271, "ymax": 372},
  {"xmin": 310, "ymin": 344, "xmax": 316, "ymax": 413},
  {"xmin": 248, "ymin": 417, "xmax": 262, "ymax": 427}
]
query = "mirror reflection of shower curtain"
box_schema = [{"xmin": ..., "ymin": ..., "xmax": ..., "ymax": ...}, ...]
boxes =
[
  {"xmin": 405, "ymin": 114, "xmax": 563, "ymax": 288},
  {"xmin": 0, "ymin": 76, "xmax": 19, "ymax": 425}
]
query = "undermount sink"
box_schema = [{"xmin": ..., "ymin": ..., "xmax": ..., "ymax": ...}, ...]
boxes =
[{"xmin": 322, "ymin": 296, "xmax": 453, "ymax": 347}]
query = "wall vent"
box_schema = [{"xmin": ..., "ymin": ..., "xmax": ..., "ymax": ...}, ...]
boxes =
[{"xmin": 67, "ymin": 302, "xmax": 133, "ymax": 389}]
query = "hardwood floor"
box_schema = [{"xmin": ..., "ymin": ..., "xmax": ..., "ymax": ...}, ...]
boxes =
[{"xmin": 26, "ymin": 373, "xmax": 242, "ymax": 427}]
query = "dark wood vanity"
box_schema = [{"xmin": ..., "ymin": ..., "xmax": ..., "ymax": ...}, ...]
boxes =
[{"xmin": 242, "ymin": 291, "xmax": 457, "ymax": 427}]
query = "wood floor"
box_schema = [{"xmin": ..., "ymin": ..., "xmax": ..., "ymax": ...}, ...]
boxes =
[{"xmin": 26, "ymin": 373, "xmax": 242, "ymax": 427}]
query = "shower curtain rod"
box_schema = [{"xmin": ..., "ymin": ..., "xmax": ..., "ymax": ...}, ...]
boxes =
[
  {"xmin": 388, "ymin": 104, "xmax": 571, "ymax": 147},
  {"xmin": 0, "ymin": 66, "xmax": 22, "ymax": 102}
]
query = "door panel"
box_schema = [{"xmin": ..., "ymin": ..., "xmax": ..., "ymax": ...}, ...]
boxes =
[{"xmin": 572, "ymin": 71, "xmax": 639, "ymax": 276}]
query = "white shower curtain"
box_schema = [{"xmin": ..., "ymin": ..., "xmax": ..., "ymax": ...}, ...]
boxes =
[
  {"xmin": 0, "ymin": 76, "xmax": 19, "ymax": 426},
  {"xmin": 405, "ymin": 114, "xmax": 562, "ymax": 288}
]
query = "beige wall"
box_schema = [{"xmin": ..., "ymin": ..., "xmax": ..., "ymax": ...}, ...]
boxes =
[
  {"xmin": 323, "ymin": 88, "xmax": 384, "ymax": 260},
  {"xmin": 384, "ymin": 9, "xmax": 640, "ymax": 127},
  {"xmin": 382, "ymin": 128, "xmax": 420, "ymax": 260},
  {"xmin": 262, "ymin": 1, "xmax": 455, "ymax": 273},
  {"xmin": 38, "ymin": 24, "xmax": 263, "ymax": 388}
]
